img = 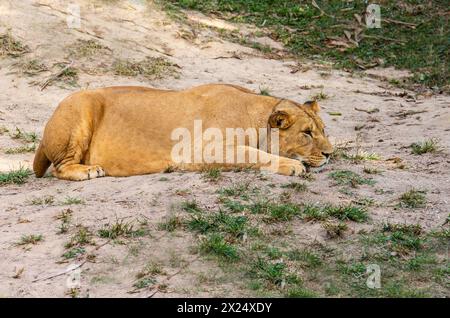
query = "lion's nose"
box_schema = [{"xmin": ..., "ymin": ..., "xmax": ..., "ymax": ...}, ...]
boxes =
[{"xmin": 322, "ymin": 152, "xmax": 331, "ymax": 159}]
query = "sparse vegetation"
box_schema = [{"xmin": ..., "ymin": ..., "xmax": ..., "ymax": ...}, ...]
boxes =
[
  {"xmin": 0, "ymin": 167, "xmax": 32, "ymax": 185},
  {"xmin": 10, "ymin": 127, "xmax": 39, "ymax": 143},
  {"xmin": 113, "ymin": 56, "xmax": 178, "ymax": 80},
  {"xmin": 399, "ymin": 189, "xmax": 427, "ymax": 208},
  {"xmin": 0, "ymin": 32, "xmax": 29, "ymax": 57},
  {"xmin": 98, "ymin": 218, "xmax": 147, "ymax": 239},
  {"xmin": 323, "ymin": 221, "xmax": 348, "ymax": 238},
  {"xmin": 281, "ymin": 182, "xmax": 308, "ymax": 192},
  {"xmin": 329, "ymin": 170, "xmax": 375, "ymax": 187},
  {"xmin": 28, "ymin": 195, "xmax": 54, "ymax": 206},
  {"xmin": 60, "ymin": 197, "xmax": 84, "ymax": 205},
  {"xmin": 410, "ymin": 139, "xmax": 440, "ymax": 155},
  {"xmin": 17, "ymin": 234, "xmax": 43, "ymax": 246},
  {"xmin": 67, "ymin": 39, "xmax": 110, "ymax": 58},
  {"xmin": 259, "ymin": 86, "xmax": 271, "ymax": 96},
  {"xmin": 65, "ymin": 226, "xmax": 94, "ymax": 248},
  {"xmin": 5, "ymin": 144, "xmax": 36, "ymax": 154},
  {"xmin": 202, "ymin": 167, "xmax": 222, "ymax": 181}
]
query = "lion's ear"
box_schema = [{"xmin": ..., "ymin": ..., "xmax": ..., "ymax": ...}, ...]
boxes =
[
  {"xmin": 304, "ymin": 100, "xmax": 320, "ymax": 113},
  {"xmin": 269, "ymin": 111, "xmax": 294, "ymax": 129}
]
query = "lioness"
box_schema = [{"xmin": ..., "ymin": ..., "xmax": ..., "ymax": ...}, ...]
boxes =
[{"xmin": 33, "ymin": 84, "xmax": 333, "ymax": 181}]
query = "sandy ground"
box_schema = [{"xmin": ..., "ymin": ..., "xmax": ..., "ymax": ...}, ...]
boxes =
[{"xmin": 0, "ymin": 0, "xmax": 449, "ymax": 297}]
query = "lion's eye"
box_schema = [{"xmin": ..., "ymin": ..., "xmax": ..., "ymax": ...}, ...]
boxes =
[{"xmin": 304, "ymin": 129, "xmax": 313, "ymax": 137}]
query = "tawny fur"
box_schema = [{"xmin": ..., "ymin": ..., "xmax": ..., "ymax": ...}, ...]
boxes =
[{"xmin": 33, "ymin": 84, "xmax": 333, "ymax": 181}]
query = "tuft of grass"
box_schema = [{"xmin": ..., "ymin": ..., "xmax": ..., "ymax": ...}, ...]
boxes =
[
  {"xmin": 324, "ymin": 204, "xmax": 368, "ymax": 222},
  {"xmin": 311, "ymin": 91, "xmax": 328, "ymax": 101},
  {"xmin": 10, "ymin": 127, "xmax": 39, "ymax": 143},
  {"xmin": 12, "ymin": 59, "xmax": 48, "ymax": 76},
  {"xmin": 4, "ymin": 144, "xmax": 36, "ymax": 154},
  {"xmin": 113, "ymin": 56, "xmax": 178, "ymax": 80},
  {"xmin": 98, "ymin": 219, "xmax": 146, "ymax": 239},
  {"xmin": 200, "ymin": 233, "xmax": 239, "ymax": 261},
  {"xmin": 281, "ymin": 182, "xmax": 308, "ymax": 192},
  {"xmin": 302, "ymin": 204, "xmax": 328, "ymax": 222},
  {"xmin": 399, "ymin": 189, "xmax": 426, "ymax": 208},
  {"xmin": 0, "ymin": 32, "xmax": 29, "ymax": 57},
  {"xmin": 285, "ymin": 286, "xmax": 317, "ymax": 298},
  {"xmin": 133, "ymin": 277, "xmax": 156, "ymax": 289},
  {"xmin": 0, "ymin": 167, "xmax": 32, "ymax": 185},
  {"xmin": 202, "ymin": 167, "xmax": 222, "ymax": 181},
  {"xmin": 28, "ymin": 195, "xmax": 54, "ymax": 206},
  {"xmin": 67, "ymin": 39, "xmax": 110, "ymax": 58},
  {"xmin": 181, "ymin": 200, "xmax": 203, "ymax": 213},
  {"xmin": 65, "ymin": 226, "xmax": 94, "ymax": 248},
  {"xmin": 410, "ymin": 139, "xmax": 440, "ymax": 155},
  {"xmin": 379, "ymin": 223, "xmax": 424, "ymax": 253},
  {"xmin": 61, "ymin": 197, "xmax": 84, "ymax": 205},
  {"xmin": 329, "ymin": 170, "xmax": 375, "ymax": 187},
  {"xmin": 322, "ymin": 221, "xmax": 348, "ymax": 238},
  {"xmin": 286, "ymin": 249, "xmax": 322, "ymax": 268},
  {"xmin": 56, "ymin": 208, "xmax": 73, "ymax": 234},
  {"xmin": 248, "ymin": 257, "xmax": 286, "ymax": 286},
  {"xmin": 17, "ymin": 234, "xmax": 43, "ymax": 246},
  {"xmin": 62, "ymin": 247, "xmax": 86, "ymax": 259},
  {"xmin": 259, "ymin": 86, "xmax": 271, "ymax": 96},
  {"xmin": 158, "ymin": 215, "xmax": 183, "ymax": 232}
]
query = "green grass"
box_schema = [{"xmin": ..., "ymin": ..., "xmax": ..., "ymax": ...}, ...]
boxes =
[
  {"xmin": 200, "ymin": 233, "xmax": 239, "ymax": 261},
  {"xmin": 165, "ymin": 0, "xmax": 449, "ymax": 90},
  {"xmin": 62, "ymin": 247, "xmax": 86, "ymax": 259},
  {"xmin": 324, "ymin": 204, "xmax": 368, "ymax": 222},
  {"xmin": 98, "ymin": 219, "xmax": 147, "ymax": 239},
  {"xmin": 28, "ymin": 195, "xmax": 54, "ymax": 205},
  {"xmin": 286, "ymin": 249, "xmax": 322, "ymax": 268},
  {"xmin": 0, "ymin": 167, "xmax": 32, "ymax": 185},
  {"xmin": 65, "ymin": 226, "xmax": 94, "ymax": 248},
  {"xmin": 17, "ymin": 234, "xmax": 43, "ymax": 246},
  {"xmin": 133, "ymin": 277, "xmax": 156, "ymax": 289},
  {"xmin": 202, "ymin": 167, "xmax": 222, "ymax": 181},
  {"xmin": 329, "ymin": 170, "xmax": 375, "ymax": 187},
  {"xmin": 60, "ymin": 197, "xmax": 84, "ymax": 205},
  {"xmin": 158, "ymin": 215, "xmax": 183, "ymax": 232},
  {"xmin": 410, "ymin": 138, "xmax": 440, "ymax": 155},
  {"xmin": 399, "ymin": 189, "xmax": 426, "ymax": 208}
]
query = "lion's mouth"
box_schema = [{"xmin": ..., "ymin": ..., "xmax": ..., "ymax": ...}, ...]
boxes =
[{"xmin": 304, "ymin": 157, "xmax": 330, "ymax": 173}]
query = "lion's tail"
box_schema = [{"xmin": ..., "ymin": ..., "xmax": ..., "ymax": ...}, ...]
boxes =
[{"xmin": 33, "ymin": 142, "xmax": 51, "ymax": 178}]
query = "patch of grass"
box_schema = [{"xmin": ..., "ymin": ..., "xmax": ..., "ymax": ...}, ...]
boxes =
[
  {"xmin": 28, "ymin": 195, "xmax": 54, "ymax": 206},
  {"xmin": 302, "ymin": 204, "xmax": 328, "ymax": 222},
  {"xmin": 222, "ymin": 199, "xmax": 246, "ymax": 213},
  {"xmin": 98, "ymin": 219, "xmax": 147, "ymax": 239},
  {"xmin": 17, "ymin": 234, "xmax": 43, "ymax": 246},
  {"xmin": 311, "ymin": 91, "xmax": 328, "ymax": 101},
  {"xmin": 218, "ymin": 182, "xmax": 252, "ymax": 199},
  {"xmin": 324, "ymin": 204, "xmax": 368, "ymax": 223},
  {"xmin": 322, "ymin": 221, "xmax": 348, "ymax": 239},
  {"xmin": 112, "ymin": 56, "xmax": 178, "ymax": 80},
  {"xmin": 56, "ymin": 208, "xmax": 73, "ymax": 234},
  {"xmin": 248, "ymin": 257, "xmax": 286, "ymax": 286},
  {"xmin": 4, "ymin": 144, "xmax": 36, "ymax": 154},
  {"xmin": 202, "ymin": 167, "xmax": 222, "ymax": 181},
  {"xmin": 158, "ymin": 215, "xmax": 183, "ymax": 232},
  {"xmin": 0, "ymin": 32, "xmax": 29, "ymax": 57},
  {"xmin": 65, "ymin": 226, "xmax": 94, "ymax": 248},
  {"xmin": 329, "ymin": 170, "xmax": 375, "ymax": 187},
  {"xmin": 281, "ymin": 182, "xmax": 308, "ymax": 192},
  {"xmin": 259, "ymin": 86, "xmax": 271, "ymax": 96},
  {"xmin": 62, "ymin": 247, "xmax": 86, "ymax": 259},
  {"xmin": 410, "ymin": 138, "xmax": 440, "ymax": 155},
  {"xmin": 0, "ymin": 167, "xmax": 32, "ymax": 185},
  {"xmin": 61, "ymin": 197, "xmax": 84, "ymax": 205},
  {"xmin": 285, "ymin": 286, "xmax": 317, "ymax": 298},
  {"xmin": 266, "ymin": 203, "xmax": 300, "ymax": 222},
  {"xmin": 399, "ymin": 189, "xmax": 426, "ymax": 208},
  {"xmin": 286, "ymin": 249, "xmax": 322, "ymax": 268},
  {"xmin": 136, "ymin": 261, "xmax": 165, "ymax": 279},
  {"xmin": 200, "ymin": 233, "xmax": 239, "ymax": 261},
  {"xmin": 379, "ymin": 223, "xmax": 424, "ymax": 253},
  {"xmin": 167, "ymin": 0, "xmax": 449, "ymax": 90},
  {"xmin": 10, "ymin": 127, "xmax": 38, "ymax": 143},
  {"xmin": 13, "ymin": 59, "xmax": 48, "ymax": 76},
  {"xmin": 181, "ymin": 200, "xmax": 203, "ymax": 213},
  {"xmin": 344, "ymin": 151, "xmax": 381, "ymax": 162},
  {"xmin": 67, "ymin": 39, "xmax": 110, "ymax": 58},
  {"xmin": 133, "ymin": 277, "xmax": 156, "ymax": 289}
]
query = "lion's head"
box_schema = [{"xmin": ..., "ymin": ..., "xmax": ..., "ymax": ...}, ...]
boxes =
[{"xmin": 268, "ymin": 99, "xmax": 333, "ymax": 168}]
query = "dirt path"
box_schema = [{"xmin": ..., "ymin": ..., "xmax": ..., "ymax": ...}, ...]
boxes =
[{"xmin": 0, "ymin": 0, "xmax": 448, "ymax": 297}]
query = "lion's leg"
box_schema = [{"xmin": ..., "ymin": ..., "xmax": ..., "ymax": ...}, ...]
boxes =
[
  {"xmin": 236, "ymin": 145, "xmax": 306, "ymax": 176},
  {"xmin": 52, "ymin": 164, "xmax": 105, "ymax": 181}
]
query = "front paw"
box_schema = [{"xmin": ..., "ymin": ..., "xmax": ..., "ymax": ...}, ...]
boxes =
[{"xmin": 277, "ymin": 158, "xmax": 306, "ymax": 176}]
